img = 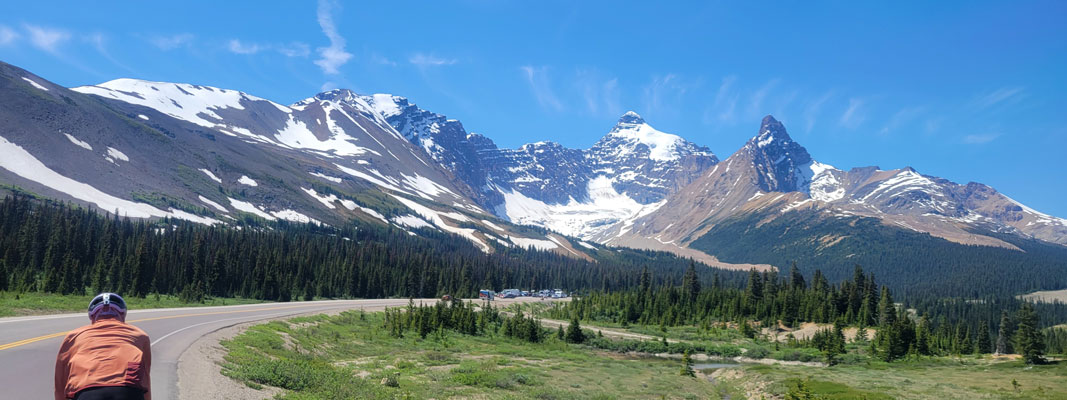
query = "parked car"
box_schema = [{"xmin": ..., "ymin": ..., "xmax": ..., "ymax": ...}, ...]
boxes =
[
  {"xmin": 500, "ymin": 289, "xmax": 521, "ymax": 298},
  {"xmin": 478, "ymin": 289, "xmax": 495, "ymax": 301}
]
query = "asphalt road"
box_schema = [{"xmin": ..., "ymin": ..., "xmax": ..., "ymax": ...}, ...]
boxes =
[{"xmin": 0, "ymin": 298, "xmax": 495, "ymax": 400}]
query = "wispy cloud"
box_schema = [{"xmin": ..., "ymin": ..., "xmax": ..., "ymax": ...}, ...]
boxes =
[
  {"xmin": 839, "ymin": 98, "xmax": 866, "ymax": 129},
  {"xmin": 0, "ymin": 25, "xmax": 18, "ymax": 46},
  {"xmin": 371, "ymin": 54, "xmax": 397, "ymax": 66},
  {"xmin": 409, "ymin": 53, "xmax": 458, "ymax": 66},
  {"xmin": 276, "ymin": 42, "xmax": 310, "ymax": 58},
  {"xmin": 643, "ymin": 74, "xmax": 695, "ymax": 118},
  {"xmin": 878, "ymin": 106, "xmax": 925, "ymax": 136},
  {"xmin": 963, "ymin": 133, "xmax": 1000, "ymax": 144},
  {"xmin": 521, "ymin": 66, "xmax": 563, "ymax": 112},
  {"xmin": 228, "ymin": 39, "xmax": 309, "ymax": 57},
  {"xmin": 314, "ymin": 0, "xmax": 353, "ymax": 74},
  {"xmin": 747, "ymin": 79, "xmax": 780, "ymax": 116},
  {"xmin": 228, "ymin": 39, "xmax": 263, "ymax": 55},
  {"xmin": 706, "ymin": 75, "xmax": 739, "ymax": 123},
  {"xmin": 24, "ymin": 24, "xmax": 69, "ymax": 53},
  {"xmin": 150, "ymin": 33, "xmax": 194, "ymax": 50},
  {"xmin": 802, "ymin": 91, "xmax": 834, "ymax": 133},
  {"xmin": 971, "ymin": 87, "xmax": 1024, "ymax": 109},
  {"xmin": 575, "ymin": 69, "xmax": 620, "ymax": 117},
  {"xmin": 85, "ymin": 33, "xmax": 137, "ymax": 74}
]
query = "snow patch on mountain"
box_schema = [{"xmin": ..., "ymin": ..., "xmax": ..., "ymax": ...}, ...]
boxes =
[
  {"xmin": 605, "ymin": 111, "xmax": 688, "ymax": 161},
  {"xmin": 369, "ymin": 94, "xmax": 403, "ymax": 117},
  {"xmin": 270, "ymin": 209, "xmax": 320, "ymax": 225},
  {"xmin": 73, "ymin": 79, "xmax": 271, "ymax": 128},
  {"xmin": 310, "ymin": 172, "xmax": 343, "ymax": 183},
  {"xmin": 800, "ymin": 161, "xmax": 845, "ymax": 202},
  {"xmin": 390, "ymin": 194, "xmax": 490, "ymax": 252},
  {"xmin": 64, "ymin": 133, "xmax": 92, "ymax": 151},
  {"xmin": 393, "ymin": 214, "xmax": 434, "ymax": 229},
  {"xmin": 274, "ymin": 115, "xmax": 371, "ymax": 156},
  {"xmin": 861, "ymin": 169, "xmax": 937, "ymax": 203},
  {"xmin": 0, "ymin": 135, "xmax": 219, "ymax": 224},
  {"xmin": 227, "ymin": 197, "xmax": 275, "ymax": 220},
  {"xmin": 495, "ymin": 175, "xmax": 666, "ymax": 240},
  {"xmin": 238, "ymin": 175, "xmax": 258, "ymax": 186},
  {"xmin": 22, "ymin": 77, "xmax": 48, "ymax": 91},
  {"xmin": 1004, "ymin": 195, "xmax": 1067, "ymax": 227},
  {"xmin": 106, "ymin": 147, "xmax": 129, "ymax": 163},
  {"xmin": 198, "ymin": 195, "xmax": 228, "ymax": 213},
  {"xmin": 508, "ymin": 235, "xmax": 558, "ymax": 251},
  {"xmin": 200, "ymin": 169, "xmax": 222, "ymax": 184}
]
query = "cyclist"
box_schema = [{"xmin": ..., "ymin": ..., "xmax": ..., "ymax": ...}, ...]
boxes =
[{"xmin": 54, "ymin": 293, "xmax": 151, "ymax": 400}]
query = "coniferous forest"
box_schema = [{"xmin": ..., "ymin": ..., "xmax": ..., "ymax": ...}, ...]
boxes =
[
  {"xmin": 0, "ymin": 194, "xmax": 742, "ymax": 302},
  {"xmin": 2, "ymin": 194, "xmax": 1066, "ymax": 361}
]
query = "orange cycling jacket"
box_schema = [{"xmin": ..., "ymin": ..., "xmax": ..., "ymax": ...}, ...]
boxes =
[{"xmin": 54, "ymin": 319, "xmax": 152, "ymax": 400}]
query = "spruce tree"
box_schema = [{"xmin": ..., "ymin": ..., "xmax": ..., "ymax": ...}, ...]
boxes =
[
  {"xmin": 680, "ymin": 349, "xmax": 695, "ymax": 377},
  {"xmin": 1013, "ymin": 303, "xmax": 1045, "ymax": 364},
  {"xmin": 995, "ymin": 311, "xmax": 1013, "ymax": 355},
  {"xmin": 566, "ymin": 317, "xmax": 585, "ymax": 344},
  {"xmin": 682, "ymin": 261, "xmax": 700, "ymax": 304},
  {"xmin": 976, "ymin": 321, "xmax": 993, "ymax": 354}
]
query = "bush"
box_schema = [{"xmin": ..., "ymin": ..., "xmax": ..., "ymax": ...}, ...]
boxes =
[{"xmin": 745, "ymin": 346, "xmax": 771, "ymax": 359}]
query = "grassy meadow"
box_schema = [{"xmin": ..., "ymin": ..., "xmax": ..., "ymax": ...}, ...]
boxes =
[{"xmin": 0, "ymin": 291, "xmax": 265, "ymax": 317}]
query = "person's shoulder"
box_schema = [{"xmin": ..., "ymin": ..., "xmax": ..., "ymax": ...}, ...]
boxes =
[
  {"xmin": 120, "ymin": 321, "xmax": 148, "ymax": 336},
  {"xmin": 65, "ymin": 323, "xmax": 94, "ymax": 338}
]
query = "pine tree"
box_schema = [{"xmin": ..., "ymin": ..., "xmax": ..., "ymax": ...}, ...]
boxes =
[
  {"xmin": 566, "ymin": 317, "xmax": 585, "ymax": 344},
  {"xmin": 0, "ymin": 258, "xmax": 8, "ymax": 291},
  {"xmin": 1014, "ymin": 303, "xmax": 1045, "ymax": 364},
  {"xmin": 996, "ymin": 311, "xmax": 1013, "ymax": 355},
  {"xmin": 682, "ymin": 261, "xmax": 700, "ymax": 304},
  {"xmin": 976, "ymin": 320, "xmax": 993, "ymax": 354},
  {"xmin": 680, "ymin": 349, "xmax": 695, "ymax": 377}
]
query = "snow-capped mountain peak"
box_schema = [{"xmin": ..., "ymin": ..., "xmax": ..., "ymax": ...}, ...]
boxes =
[{"xmin": 604, "ymin": 111, "xmax": 689, "ymax": 162}]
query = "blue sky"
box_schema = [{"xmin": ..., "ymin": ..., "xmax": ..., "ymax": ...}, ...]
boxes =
[{"xmin": 2, "ymin": 1, "xmax": 1065, "ymax": 216}]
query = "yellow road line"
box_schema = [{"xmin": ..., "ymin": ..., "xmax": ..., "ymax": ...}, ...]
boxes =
[{"xmin": 0, "ymin": 303, "xmax": 322, "ymax": 352}]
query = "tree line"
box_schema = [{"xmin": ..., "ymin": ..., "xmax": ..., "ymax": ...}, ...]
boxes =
[
  {"xmin": 553, "ymin": 263, "xmax": 1061, "ymax": 364},
  {"xmin": 0, "ymin": 194, "xmax": 740, "ymax": 302}
]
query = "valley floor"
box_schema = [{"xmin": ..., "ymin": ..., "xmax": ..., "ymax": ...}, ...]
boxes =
[{"xmin": 216, "ymin": 306, "xmax": 1067, "ymax": 399}]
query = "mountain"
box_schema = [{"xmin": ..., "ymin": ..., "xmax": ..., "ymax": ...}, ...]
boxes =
[
  {"xmin": 3, "ymin": 60, "xmax": 1067, "ymax": 296},
  {"xmin": 0, "ymin": 61, "xmax": 594, "ymax": 258},
  {"xmin": 596, "ymin": 115, "xmax": 1067, "ymax": 294},
  {"xmin": 361, "ymin": 95, "xmax": 719, "ymax": 240}
]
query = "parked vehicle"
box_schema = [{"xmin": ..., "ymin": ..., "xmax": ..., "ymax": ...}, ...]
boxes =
[
  {"xmin": 500, "ymin": 289, "xmax": 521, "ymax": 298},
  {"xmin": 478, "ymin": 289, "xmax": 494, "ymax": 301}
]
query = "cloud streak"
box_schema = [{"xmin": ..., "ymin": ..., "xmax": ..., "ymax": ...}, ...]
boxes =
[
  {"xmin": 521, "ymin": 66, "xmax": 563, "ymax": 112},
  {"xmin": 24, "ymin": 24, "xmax": 69, "ymax": 53},
  {"xmin": 314, "ymin": 0, "xmax": 353, "ymax": 74},
  {"xmin": 409, "ymin": 53, "xmax": 458, "ymax": 66},
  {"xmin": 150, "ymin": 33, "xmax": 194, "ymax": 50},
  {"xmin": 708, "ymin": 75, "xmax": 739, "ymax": 123},
  {"xmin": 972, "ymin": 87, "xmax": 1024, "ymax": 109},
  {"xmin": 839, "ymin": 98, "xmax": 866, "ymax": 129},
  {"xmin": 0, "ymin": 25, "xmax": 18, "ymax": 46},
  {"xmin": 802, "ymin": 91, "xmax": 834, "ymax": 132},
  {"xmin": 228, "ymin": 39, "xmax": 263, "ymax": 55}
]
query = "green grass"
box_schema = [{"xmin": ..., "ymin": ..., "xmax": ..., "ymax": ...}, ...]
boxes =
[
  {"xmin": 220, "ymin": 310, "xmax": 742, "ymax": 399},
  {"xmin": 736, "ymin": 356, "xmax": 1067, "ymax": 399},
  {"xmin": 0, "ymin": 291, "xmax": 265, "ymax": 317}
]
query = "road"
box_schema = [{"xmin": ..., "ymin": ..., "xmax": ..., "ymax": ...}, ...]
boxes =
[{"xmin": 0, "ymin": 298, "xmax": 518, "ymax": 400}]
